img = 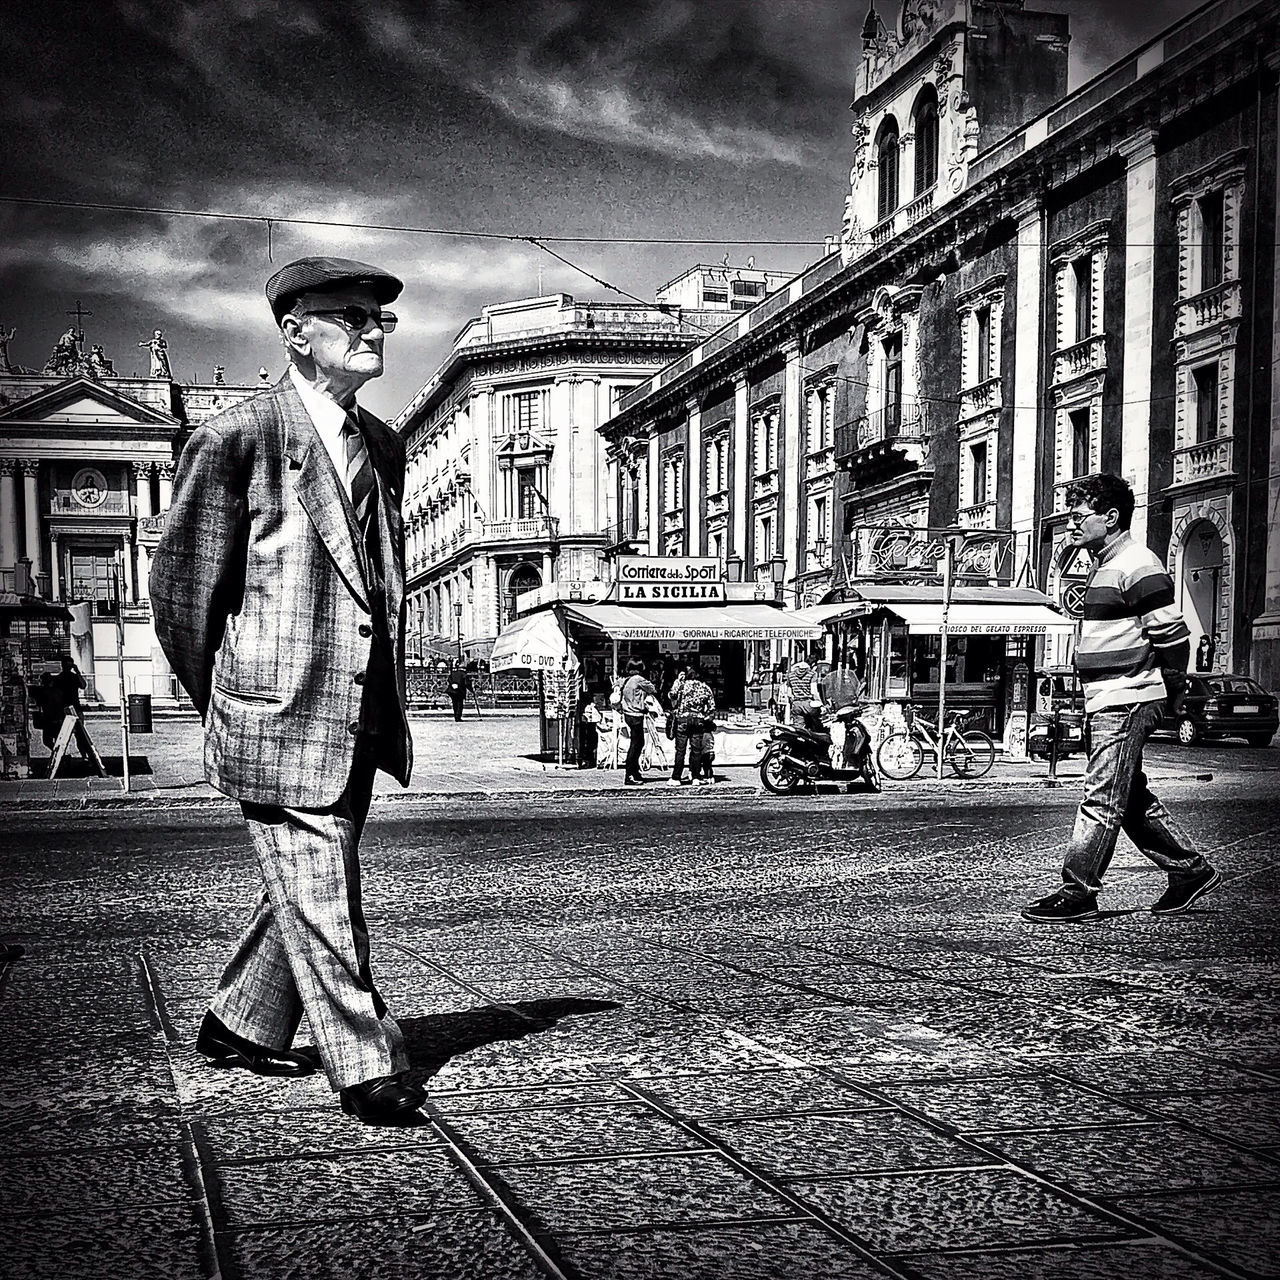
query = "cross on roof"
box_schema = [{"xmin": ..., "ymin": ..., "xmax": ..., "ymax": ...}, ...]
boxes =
[{"xmin": 65, "ymin": 300, "xmax": 93, "ymax": 341}]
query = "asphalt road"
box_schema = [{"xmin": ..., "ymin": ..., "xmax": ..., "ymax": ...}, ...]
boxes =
[{"xmin": 3, "ymin": 781, "xmax": 1279, "ymax": 1280}]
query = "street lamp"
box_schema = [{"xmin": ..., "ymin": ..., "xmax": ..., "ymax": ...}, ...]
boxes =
[
  {"xmin": 724, "ymin": 554, "xmax": 743, "ymax": 584},
  {"xmin": 769, "ymin": 554, "xmax": 786, "ymax": 601},
  {"xmin": 814, "ymin": 534, "xmax": 828, "ymax": 568},
  {"xmin": 453, "ymin": 600, "xmax": 463, "ymax": 662}
]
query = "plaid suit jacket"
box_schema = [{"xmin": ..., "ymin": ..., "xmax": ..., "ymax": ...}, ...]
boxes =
[{"xmin": 150, "ymin": 375, "xmax": 413, "ymax": 807}]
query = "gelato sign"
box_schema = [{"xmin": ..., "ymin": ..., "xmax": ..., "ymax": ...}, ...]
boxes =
[{"xmin": 616, "ymin": 557, "xmax": 725, "ymax": 603}]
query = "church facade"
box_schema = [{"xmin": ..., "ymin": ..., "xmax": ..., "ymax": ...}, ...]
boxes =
[
  {"xmin": 601, "ymin": 0, "xmax": 1280, "ymax": 688},
  {"xmin": 0, "ymin": 327, "xmax": 263, "ymax": 704}
]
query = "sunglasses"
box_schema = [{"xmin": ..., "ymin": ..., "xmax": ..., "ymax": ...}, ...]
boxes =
[{"xmin": 303, "ymin": 306, "xmax": 398, "ymax": 333}]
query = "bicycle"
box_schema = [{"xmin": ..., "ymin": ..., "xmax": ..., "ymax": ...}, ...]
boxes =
[{"xmin": 876, "ymin": 707, "xmax": 995, "ymax": 780}]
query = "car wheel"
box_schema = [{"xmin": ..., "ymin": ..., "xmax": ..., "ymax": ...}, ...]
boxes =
[
  {"xmin": 1176, "ymin": 718, "xmax": 1198, "ymax": 746},
  {"xmin": 1246, "ymin": 733, "xmax": 1275, "ymax": 748}
]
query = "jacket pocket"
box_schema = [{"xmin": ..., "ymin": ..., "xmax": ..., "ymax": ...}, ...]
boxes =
[{"xmin": 213, "ymin": 683, "xmax": 282, "ymax": 707}]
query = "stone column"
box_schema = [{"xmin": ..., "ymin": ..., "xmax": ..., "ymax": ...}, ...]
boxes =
[
  {"xmin": 133, "ymin": 462, "xmax": 154, "ymax": 520},
  {"xmin": 1254, "ymin": 59, "xmax": 1280, "ymax": 686},
  {"xmin": 552, "ymin": 376, "xmax": 575, "ymax": 535},
  {"xmin": 732, "ymin": 374, "xmax": 749, "ymax": 562},
  {"xmin": 122, "ymin": 534, "xmax": 137, "ymax": 603},
  {"xmin": 20, "ymin": 460, "xmax": 42, "ymax": 578},
  {"xmin": 157, "ymin": 463, "xmax": 174, "ymax": 512},
  {"xmin": 0, "ymin": 460, "xmax": 19, "ymax": 569},
  {"xmin": 1119, "ymin": 130, "xmax": 1159, "ymax": 546},
  {"xmin": 685, "ymin": 397, "xmax": 702, "ymax": 555},
  {"xmin": 647, "ymin": 434, "xmax": 661, "ymax": 556},
  {"xmin": 782, "ymin": 341, "xmax": 803, "ymax": 596},
  {"xmin": 49, "ymin": 531, "xmax": 62, "ymax": 601},
  {"xmin": 1010, "ymin": 197, "xmax": 1044, "ymax": 580}
]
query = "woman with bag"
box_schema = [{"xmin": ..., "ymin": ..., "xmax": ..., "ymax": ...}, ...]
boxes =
[{"xmin": 618, "ymin": 658, "xmax": 659, "ymax": 785}]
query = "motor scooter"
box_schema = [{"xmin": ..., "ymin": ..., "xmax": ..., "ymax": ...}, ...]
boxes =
[{"xmin": 758, "ymin": 706, "xmax": 882, "ymax": 794}]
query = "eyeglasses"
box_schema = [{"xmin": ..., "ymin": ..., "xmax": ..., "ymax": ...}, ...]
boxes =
[
  {"xmin": 1066, "ymin": 508, "xmax": 1102, "ymax": 525},
  {"xmin": 302, "ymin": 306, "xmax": 398, "ymax": 333}
]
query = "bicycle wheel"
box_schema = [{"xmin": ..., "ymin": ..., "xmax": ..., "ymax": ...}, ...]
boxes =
[
  {"xmin": 877, "ymin": 732, "xmax": 924, "ymax": 780},
  {"xmin": 949, "ymin": 730, "xmax": 995, "ymax": 778}
]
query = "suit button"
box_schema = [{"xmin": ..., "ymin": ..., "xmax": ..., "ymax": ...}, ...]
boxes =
[
  {"xmin": 347, "ymin": 721, "xmax": 359, "ymax": 735},
  {"xmin": 359, "ymin": 624, "xmax": 373, "ymax": 638},
  {"xmin": 353, "ymin": 672, "xmax": 366, "ymax": 685}
]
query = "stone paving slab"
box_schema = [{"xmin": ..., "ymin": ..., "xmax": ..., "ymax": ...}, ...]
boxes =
[{"xmin": 2, "ymin": 783, "xmax": 1277, "ymax": 1278}]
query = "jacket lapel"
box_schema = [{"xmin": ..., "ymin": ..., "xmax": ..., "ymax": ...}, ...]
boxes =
[
  {"xmin": 355, "ymin": 407, "xmax": 405, "ymax": 627},
  {"xmin": 280, "ymin": 379, "xmax": 371, "ymax": 610}
]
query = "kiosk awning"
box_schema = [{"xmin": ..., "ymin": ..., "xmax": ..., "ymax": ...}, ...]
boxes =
[
  {"xmin": 562, "ymin": 602, "xmax": 822, "ymax": 641},
  {"xmin": 887, "ymin": 601, "xmax": 1076, "ymax": 636},
  {"xmin": 489, "ymin": 610, "xmax": 578, "ymax": 672}
]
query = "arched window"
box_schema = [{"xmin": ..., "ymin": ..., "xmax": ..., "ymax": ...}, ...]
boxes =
[
  {"xmin": 913, "ymin": 91, "xmax": 939, "ymax": 195},
  {"xmin": 877, "ymin": 117, "xmax": 900, "ymax": 223}
]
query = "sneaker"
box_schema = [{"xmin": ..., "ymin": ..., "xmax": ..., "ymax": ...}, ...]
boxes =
[
  {"xmin": 1021, "ymin": 890, "xmax": 1100, "ymax": 923},
  {"xmin": 666, "ymin": 777, "xmax": 687, "ymax": 788},
  {"xmin": 1150, "ymin": 867, "xmax": 1222, "ymax": 915},
  {"xmin": 623, "ymin": 777, "xmax": 644, "ymax": 787},
  {"xmin": 690, "ymin": 778, "xmax": 708, "ymax": 787}
]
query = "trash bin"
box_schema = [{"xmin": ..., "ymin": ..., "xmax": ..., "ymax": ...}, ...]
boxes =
[{"xmin": 126, "ymin": 692, "xmax": 153, "ymax": 734}]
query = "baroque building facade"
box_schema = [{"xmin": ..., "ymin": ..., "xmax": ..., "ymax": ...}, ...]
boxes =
[
  {"xmin": 0, "ymin": 327, "xmax": 263, "ymax": 704},
  {"xmin": 392, "ymin": 266, "xmax": 790, "ymax": 663},
  {"xmin": 601, "ymin": 0, "xmax": 1280, "ymax": 689}
]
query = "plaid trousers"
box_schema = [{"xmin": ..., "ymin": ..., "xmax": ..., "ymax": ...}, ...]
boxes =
[{"xmin": 208, "ymin": 736, "xmax": 406, "ymax": 1091}]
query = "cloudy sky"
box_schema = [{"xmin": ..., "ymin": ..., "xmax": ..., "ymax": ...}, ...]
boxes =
[{"xmin": 2, "ymin": 0, "xmax": 1200, "ymax": 419}]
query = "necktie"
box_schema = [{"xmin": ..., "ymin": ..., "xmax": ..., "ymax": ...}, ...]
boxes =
[{"xmin": 342, "ymin": 413, "xmax": 376, "ymax": 533}]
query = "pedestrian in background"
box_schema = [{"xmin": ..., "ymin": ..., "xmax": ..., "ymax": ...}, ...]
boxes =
[
  {"xmin": 576, "ymin": 686, "xmax": 601, "ymax": 769},
  {"xmin": 787, "ymin": 648, "xmax": 822, "ymax": 732},
  {"xmin": 667, "ymin": 662, "xmax": 716, "ymax": 786},
  {"xmin": 445, "ymin": 663, "xmax": 468, "ymax": 721},
  {"xmin": 618, "ymin": 658, "xmax": 658, "ymax": 785},
  {"xmin": 151, "ymin": 255, "xmax": 424, "ymax": 1125},
  {"xmin": 1023, "ymin": 473, "xmax": 1220, "ymax": 924}
]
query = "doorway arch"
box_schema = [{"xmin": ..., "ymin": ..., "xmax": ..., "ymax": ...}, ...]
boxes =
[
  {"xmin": 504, "ymin": 563, "xmax": 542, "ymax": 626},
  {"xmin": 1180, "ymin": 519, "xmax": 1224, "ymax": 668}
]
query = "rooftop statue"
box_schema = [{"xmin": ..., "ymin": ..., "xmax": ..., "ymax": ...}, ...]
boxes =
[
  {"xmin": 139, "ymin": 328, "xmax": 173, "ymax": 379},
  {"xmin": 43, "ymin": 326, "xmax": 88, "ymax": 377},
  {"xmin": 87, "ymin": 344, "xmax": 116, "ymax": 378}
]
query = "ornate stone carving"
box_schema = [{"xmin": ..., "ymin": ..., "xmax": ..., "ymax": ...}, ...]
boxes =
[
  {"xmin": 87, "ymin": 345, "xmax": 115, "ymax": 378},
  {"xmin": 43, "ymin": 327, "xmax": 89, "ymax": 377}
]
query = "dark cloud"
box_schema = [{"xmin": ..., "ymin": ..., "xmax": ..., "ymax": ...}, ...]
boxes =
[{"xmin": 1, "ymin": 1, "xmax": 1205, "ymax": 416}]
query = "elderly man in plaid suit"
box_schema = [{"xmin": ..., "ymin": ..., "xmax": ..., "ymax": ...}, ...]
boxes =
[{"xmin": 151, "ymin": 256, "xmax": 422, "ymax": 1123}]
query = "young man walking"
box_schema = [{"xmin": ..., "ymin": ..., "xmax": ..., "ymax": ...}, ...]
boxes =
[{"xmin": 1023, "ymin": 473, "xmax": 1220, "ymax": 923}]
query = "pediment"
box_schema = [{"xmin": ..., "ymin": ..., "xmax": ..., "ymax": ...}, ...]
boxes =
[{"xmin": 0, "ymin": 377, "xmax": 178, "ymax": 427}]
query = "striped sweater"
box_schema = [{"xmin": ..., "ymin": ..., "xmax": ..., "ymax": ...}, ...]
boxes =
[{"xmin": 1074, "ymin": 531, "xmax": 1191, "ymax": 713}]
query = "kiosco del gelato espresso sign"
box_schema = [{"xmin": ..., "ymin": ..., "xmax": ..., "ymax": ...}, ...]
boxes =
[{"xmin": 615, "ymin": 557, "xmax": 726, "ymax": 603}]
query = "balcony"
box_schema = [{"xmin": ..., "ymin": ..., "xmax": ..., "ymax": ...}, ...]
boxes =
[
  {"xmin": 804, "ymin": 446, "xmax": 836, "ymax": 482},
  {"xmin": 604, "ymin": 518, "xmax": 646, "ymax": 552},
  {"xmin": 1051, "ymin": 335, "xmax": 1106, "ymax": 387},
  {"xmin": 1172, "ymin": 435, "xmax": 1233, "ymax": 486},
  {"xmin": 958, "ymin": 500, "xmax": 997, "ymax": 529},
  {"xmin": 836, "ymin": 399, "xmax": 925, "ymax": 456},
  {"xmin": 958, "ymin": 377, "xmax": 1002, "ymax": 421},
  {"xmin": 480, "ymin": 517, "xmax": 559, "ymax": 544},
  {"xmin": 903, "ymin": 187, "xmax": 935, "ymax": 227},
  {"xmin": 1175, "ymin": 281, "xmax": 1240, "ymax": 339},
  {"xmin": 50, "ymin": 490, "xmax": 132, "ymax": 517},
  {"xmin": 871, "ymin": 213, "xmax": 898, "ymax": 248}
]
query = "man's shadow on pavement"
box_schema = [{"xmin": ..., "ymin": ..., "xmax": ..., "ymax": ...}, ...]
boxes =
[{"xmin": 396, "ymin": 997, "xmax": 622, "ymax": 1088}]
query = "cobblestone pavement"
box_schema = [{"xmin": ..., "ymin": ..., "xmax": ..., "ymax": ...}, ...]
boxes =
[{"xmin": 1, "ymin": 778, "xmax": 1278, "ymax": 1279}]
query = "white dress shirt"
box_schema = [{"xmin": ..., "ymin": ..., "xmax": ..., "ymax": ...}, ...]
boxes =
[{"xmin": 290, "ymin": 365, "xmax": 358, "ymax": 502}]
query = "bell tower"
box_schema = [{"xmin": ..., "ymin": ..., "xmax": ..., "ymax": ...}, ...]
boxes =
[{"xmin": 841, "ymin": 0, "xmax": 1069, "ymax": 264}]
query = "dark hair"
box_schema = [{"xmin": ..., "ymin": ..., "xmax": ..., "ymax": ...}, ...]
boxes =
[
  {"xmin": 683, "ymin": 661, "xmax": 701, "ymax": 679},
  {"xmin": 626, "ymin": 658, "xmax": 646, "ymax": 674},
  {"xmin": 1063, "ymin": 472, "xmax": 1135, "ymax": 530}
]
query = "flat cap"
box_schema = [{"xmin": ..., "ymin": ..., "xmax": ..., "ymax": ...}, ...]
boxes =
[{"xmin": 265, "ymin": 256, "xmax": 403, "ymax": 322}]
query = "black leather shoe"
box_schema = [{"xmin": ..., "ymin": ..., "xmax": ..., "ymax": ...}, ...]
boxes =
[
  {"xmin": 196, "ymin": 1011, "xmax": 319, "ymax": 1077},
  {"xmin": 340, "ymin": 1075, "xmax": 426, "ymax": 1124}
]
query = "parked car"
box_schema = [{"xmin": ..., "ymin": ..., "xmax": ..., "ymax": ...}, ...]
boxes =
[
  {"xmin": 1161, "ymin": 674, "xmax": 1279, "ymax": 746},
  {"xmin": 1027, "ymin": 666, "xmax": 1086, "ymax": 759}
]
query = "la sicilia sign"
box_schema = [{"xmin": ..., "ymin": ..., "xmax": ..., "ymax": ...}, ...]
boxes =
[{"xmin": 615, "ymin": 557, "xmax": 726, "ymax": 603}]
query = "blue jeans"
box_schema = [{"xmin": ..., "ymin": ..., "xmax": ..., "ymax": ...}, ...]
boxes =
[{"xmin": 1061, "ymin": 700, "xmax": 1209, "ymax": 899}]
